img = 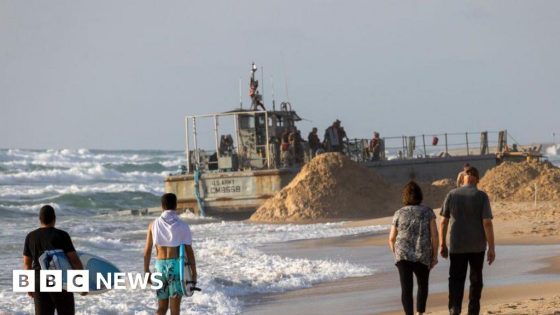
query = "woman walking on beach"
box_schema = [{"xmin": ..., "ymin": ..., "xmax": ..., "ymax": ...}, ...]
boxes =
[{"xmin": 388, "ymin": 181, "xmax": 439, "ymax": 315}]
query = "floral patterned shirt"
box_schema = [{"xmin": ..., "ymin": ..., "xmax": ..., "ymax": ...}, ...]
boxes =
[{"xmin": 392, "ymin": 205, "xmax": 436, "ymax": 267}]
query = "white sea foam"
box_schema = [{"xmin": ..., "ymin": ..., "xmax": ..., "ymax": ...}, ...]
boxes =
[
  {"xmin": 0, "ymin": 165, "xmax": 166, "ymax": 185},
  {"xmin": 546, "ymin": 144, "xmax": 559, "ymax": 156},
  {"xmin": 0, "ymin": 149, "xmax": 183, "ymax": 172},
  {"xmin": 0, "ymin": 183, "xmax": 164, "ymax": 199},
  {"xmin": 0, "ymin": 149, "xmax": 387, "ymax": 314},
  {"xmin": 0, "ymin": 202, "xmax": 61, "ymax": 215},
  {"xmin": 191, "ymin": 221, "xmax": 386, "ymax": 246},
  {"xmin": 160, "ymin": 158, "xmax": 183, "ymax": 168},
  {"xmin": 75, "ymin": 236, "xmax": 124, "ymax": 250},
  {"xmin": 0, "ymin": 215, "xmax": 385, "ymax": 314},
  {"xmin": 545, "ymin": 144, "xmax": 560, "ymax": 166}
]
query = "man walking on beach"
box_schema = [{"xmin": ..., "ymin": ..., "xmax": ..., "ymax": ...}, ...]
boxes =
[
  {"xmin": 23, "ymin": 205, "xmax": 85, "ymax": 315},
  {"xmin": 144, "ymin": 193, "xmax": 197, "ymax": 315},
  {"xmin": 439, "ymin": 166, "xmax": 495, "ymax": 315}
]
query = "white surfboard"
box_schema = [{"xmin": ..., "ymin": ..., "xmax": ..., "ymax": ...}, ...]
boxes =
[
  {"xmin": 179, "ymin": 244, "xmax": 198, "ymax": 296},
  {"xmin": 38, "ymin": 249, "xmax": 120, "ymax": 294}
]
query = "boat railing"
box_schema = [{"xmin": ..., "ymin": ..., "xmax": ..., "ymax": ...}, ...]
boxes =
[{"xmin": 345, "ymin": 130, "xmax": 509, "ymax": 162}]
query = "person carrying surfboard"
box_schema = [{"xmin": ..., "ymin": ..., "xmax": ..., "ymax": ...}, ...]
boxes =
[
  {"xmin": 22, "ymin": 205, "xmax": 85, "ymax": 315},
  {"xmin": 144, "ymin": 193, "xmax": 197, "ymax": 315}
]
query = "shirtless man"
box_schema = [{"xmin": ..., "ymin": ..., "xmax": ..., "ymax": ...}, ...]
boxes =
[{"xmin": 144, "ymin": 193, "xmax": 197, "ymax": 315}]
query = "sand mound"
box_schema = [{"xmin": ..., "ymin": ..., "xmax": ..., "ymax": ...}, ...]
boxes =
[
  {"xmin": 479, "ymin": 161, "xmax": 560, "ymax": 201},
  {"xmin": 250, "ymin": 153, "xmax": 399, "ymax": 222},
  {"xmin": 250, "ymin": 153, "xmax": 455, "ymax": 223}
]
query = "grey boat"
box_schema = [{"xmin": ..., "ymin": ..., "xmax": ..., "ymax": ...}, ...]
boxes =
[{"xmin": 164, "ymin": 63, "xmax": 541, "ymax": 218}]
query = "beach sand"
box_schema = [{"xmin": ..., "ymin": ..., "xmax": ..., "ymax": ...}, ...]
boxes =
[{"xmin": 243, "ymin": 201, "xmax": 560, "ymax": 314}]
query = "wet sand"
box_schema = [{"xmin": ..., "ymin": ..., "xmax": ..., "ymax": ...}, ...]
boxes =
[{"xmin": 243, "ymin": 202, "xmax": 560, "ymax": 314}]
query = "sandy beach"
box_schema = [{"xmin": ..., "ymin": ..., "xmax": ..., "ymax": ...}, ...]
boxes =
[{"xmin": 244, "ymin": 201, "xmax": 560, "ymax": 314}]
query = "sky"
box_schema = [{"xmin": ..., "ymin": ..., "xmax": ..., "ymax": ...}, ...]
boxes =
[{"xmin": 1, "ymin": 0, "xmax": 559, "ymax": 150}]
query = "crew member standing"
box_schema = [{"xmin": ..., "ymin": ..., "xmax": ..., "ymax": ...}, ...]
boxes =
[
  {"xmin": 369, "ymin": 132, "xmax": 382, "ymax": 160},
  {"xmin": 308, "ymin": 127, "xmax": 321, "ymax": 158},
  {"xmin": 324, "ymin": 120, "xmax": 343, "ymax": 153}
]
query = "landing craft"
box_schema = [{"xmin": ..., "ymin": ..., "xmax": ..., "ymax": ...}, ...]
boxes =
[{"xmin": 164, "ymin": 63, "xmax": 542, "ymax": 218}]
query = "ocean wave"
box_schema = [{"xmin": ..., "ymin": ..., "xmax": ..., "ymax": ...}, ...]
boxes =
[
  {"xmin": 0, "ymin": 184, "xmax": 164, "ymax": 205},
  {"xmin": 546, "ymin": 144, "xmax": 559, "ymax": 156},
  {"xmin": 191, "ymin": 221, "xmax": 388, "ymax": 246},
  {"xmin": 545, "ymin": 144, "xmax": 560, "ymax": 167},
  {"xmin": 0, "ymin": 149, "xmax": 184, "ymax": 172},
  {"xmin": 0, "ymin": 161, "xmax": 69, "ymax": 173},
  {"xmin": 0, "ymin": 203, "xmax": 56, "ymax": 218},
  {"xmin": 0, "ymin": 191, "xmax": 160, "ymax": 213},
  {"xmin": 0, "ymin": 216, "xmax": 386, "ymax": 315},
  {"xmin": 1, "ymin": 160, "xmax": 180, "ymax": 175},
  {"xmin": 75, "ymin": 236, "xmax": 124, "ymax": 250},
  {"xmin": 160, "ymin": 159, "xmax": 183, "ymax": 168},
  {"xmin": 201, "ymin": 240, "xmax": 373, "ymax": 297},
  {"xmin": 0, "ymin": 164, "xmax": 166, "ymax": 185},
  {"xmin": 104, "ymin": 162, "xmax": 173, "ymax": 174},
  {"xmin": 1, "ymin": 158, "xmax": 93, "ymax": 169}
]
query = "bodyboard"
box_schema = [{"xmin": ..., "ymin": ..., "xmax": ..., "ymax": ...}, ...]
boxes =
[{"xmin": 38, "ymin": 250, "xmax": 120, "ymax": 294}]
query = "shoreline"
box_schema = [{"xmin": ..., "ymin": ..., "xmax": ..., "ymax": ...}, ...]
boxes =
[
  {"xmin": 243, "ymin": 201, "xmax": 560, "ymax": 314},
  {"xmin": 244, "ymin": 233, "xmax": 560, "ymax": 315}
]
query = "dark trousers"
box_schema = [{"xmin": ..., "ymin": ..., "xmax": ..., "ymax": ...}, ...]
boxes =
[
  {"xmin": 396, "ymin": 260, "xmax": 431, "ymax": 315},
  {"xmin": 448, "ymin": 252, "xmax": 485, "ymax": 315},
  {"xmin": 34, "ymin": 276, "xmax": 75, "ymax": 315}
]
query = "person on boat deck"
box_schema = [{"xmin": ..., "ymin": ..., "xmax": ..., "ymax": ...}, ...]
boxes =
[
  {"xmin": 23, "ymin": 205, "xmax": 85, "ymax": 315},
  {"xmin": 324, "ymin": 120, "xmax": 344, "ymax": 153},
  {"xmin": 369, "ymin": 132, "xmax": 382, "ymax": 161},
  {"xmin": 289, "ymin": 129, "xmax": 304, "ymax": 164},
  {"xmin": 308, "ymin": 127, "xmax": 322, "ymax": 158},
  {"xmin": 144, "ymin": 193, "xmax": 197, "ymax": 315},
  {"xmin": 281, "ymin": 127, "xmax": 294, "ymax": 167}
]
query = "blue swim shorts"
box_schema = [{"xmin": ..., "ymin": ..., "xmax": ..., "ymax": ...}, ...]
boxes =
[{"xmin": 154, "ymin": 258, "xmax": 182, "ymax": 300}]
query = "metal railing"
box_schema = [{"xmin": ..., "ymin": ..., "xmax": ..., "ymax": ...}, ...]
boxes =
[
  {"xmin": 185, "ymin": 110, "xmax": 272, "ymax": 173},
  {"xmin": 345, "ymin": 130, "xmax": 507, "ymax": 162}
]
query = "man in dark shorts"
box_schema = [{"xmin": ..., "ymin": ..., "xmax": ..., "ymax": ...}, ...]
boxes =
[
  {"xmin": 23, "ymin": 205, "xmax": 84, "ymax": 315},
  {"xmin": 439, "ymin": 166, "xmax": 496, "ymax": 315}
]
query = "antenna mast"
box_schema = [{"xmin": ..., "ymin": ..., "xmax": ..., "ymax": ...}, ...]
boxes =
[
  {"xmin": 282, "ymin": 55, "xmax": 290, "ymax": 102},
  {"xmin": 271, "ymin": 75, "xmax": 276, "ymax": 111}
]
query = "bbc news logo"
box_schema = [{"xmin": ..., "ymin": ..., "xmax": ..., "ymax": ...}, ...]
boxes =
[{"xmin": 13, "ymin": 270, "xmax": 164, "ymax": 292}]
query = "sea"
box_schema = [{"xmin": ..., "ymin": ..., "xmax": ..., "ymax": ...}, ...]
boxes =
[
  {"xmin": 0, "ymin": 148, "xmax": 386, "ymax": 314},
  {"xmin": 546, "ymin": 143, "xmax": 560, "ymax": 165}
]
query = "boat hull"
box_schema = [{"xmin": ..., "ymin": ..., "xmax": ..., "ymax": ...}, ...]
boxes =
[
  {"xmin": 164, "ymin": 155, "xmax": 499, "ymax": 217},
  {"xmin": 164, "ymin": 168, "xmax": 299, "ymax": 218}
]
